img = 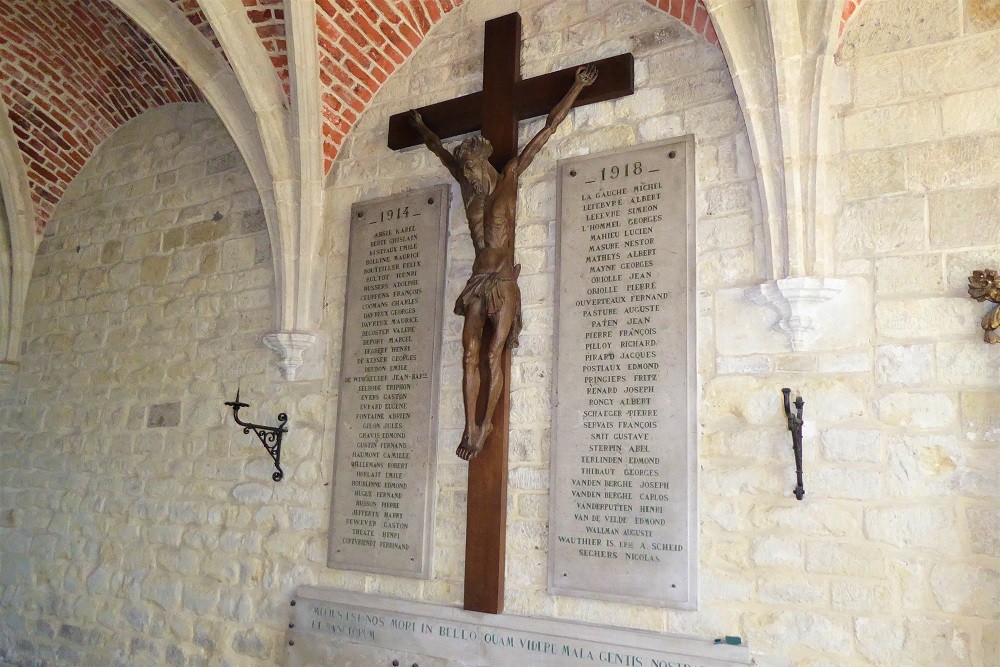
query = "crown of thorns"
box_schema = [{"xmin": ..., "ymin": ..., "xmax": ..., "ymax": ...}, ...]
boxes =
[{"xmin": 454, "ymin": 136, "xmax": 492, "ymax": 161}]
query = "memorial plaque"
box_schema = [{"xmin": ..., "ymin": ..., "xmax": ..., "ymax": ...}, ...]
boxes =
[
  {"xmin": 550, "ymin": 138, "xmax": 697, "ymax": 608},
  {"xmin": 286, "ymin": 586, "xmax": 754, "ymax": 666},
  {"xmin": 328, "ymin": 185, "xmax": 450, "ymax": 578}
]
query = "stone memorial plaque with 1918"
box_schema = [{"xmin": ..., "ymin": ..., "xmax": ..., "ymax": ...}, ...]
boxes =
[
  {"xmin": 328, "ymin": 185, "xmax": 450, "ymax": 578},
  {"xmin": 550, "ymin": 137, "xmax": 697, "ymax": 608}
]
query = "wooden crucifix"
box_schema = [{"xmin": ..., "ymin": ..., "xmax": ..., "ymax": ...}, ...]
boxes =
[{"xmin": 388, "ymin": 12, "xmax": 634, "ymax": 615}]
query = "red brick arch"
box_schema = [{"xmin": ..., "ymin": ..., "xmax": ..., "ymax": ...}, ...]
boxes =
[
  {"xmin": 0, "ymin": 0, "xmax": 202, "ymax": 235},
  {"xmin": 317, "ymin": 0, "xmax": 719, "ymax": 174},
  {"xmin": 169, "ymin": 0, "xmax": 291, "ymax": 99},
  {"xmin": 840, "ymin": 0, "xmax": 869, "ymax": 34},
  {"xmin": 243, "ymin": 0, "xmax": 291, "ymax": 99},
  {"xmin": 169, "ymin": 0, "xmax": 226, "ymax": 55}
]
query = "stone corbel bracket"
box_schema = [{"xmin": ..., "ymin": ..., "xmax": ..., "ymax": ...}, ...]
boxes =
[
  {"xmin": 263, "ymin": 331, "xmax": 317, "ymax": 381},
  {"xmin": 748, "ymin": 276, "xmax": 848, "ymax": 351}
]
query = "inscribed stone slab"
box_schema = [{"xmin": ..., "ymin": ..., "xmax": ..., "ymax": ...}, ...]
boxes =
[
  {"xmin": 285, "ymin": 587, "xmax": 752, "ymax": 666},
  {"xmin": 550, "ymin": 138, "xmax": 697, "ymax": 608},
  {"xmin": 327, "ymin": 185, "xmax": 450, "ymax": 578}
]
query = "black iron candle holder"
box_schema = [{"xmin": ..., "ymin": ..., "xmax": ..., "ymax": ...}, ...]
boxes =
[
  {"xmin": 225, "ymin": 389, "xmax": 288, "ymax": 482},
  {"xmin": 781, "ymin": 388, "xmax": 805, "ymax": 500}
]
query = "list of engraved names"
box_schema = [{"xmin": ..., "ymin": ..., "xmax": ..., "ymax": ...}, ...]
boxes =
[
  {"xmin": 551, "ymin": 140, "xmax": 696, "ymax": 608},
  {"xmin": 328, "ymin": 186, "xmax": 449, "ymax": 578}
]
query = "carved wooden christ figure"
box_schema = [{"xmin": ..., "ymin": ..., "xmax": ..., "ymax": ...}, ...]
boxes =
[{"xmin": 410, "ymin": 65, "xmax": 597, "ymax": 460}]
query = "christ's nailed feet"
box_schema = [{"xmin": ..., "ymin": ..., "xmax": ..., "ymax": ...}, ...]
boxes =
[
  {"xmin": 457, "ymin": 431, "xmax": 481, "ymax": 461},
  {"xmin": 473, "ymin": 422, "xmax": 493, "ymax": 456}
]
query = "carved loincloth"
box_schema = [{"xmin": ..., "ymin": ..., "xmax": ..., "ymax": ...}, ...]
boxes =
[{"xmin": 454, "ymin": 263, "xmax": 522, "ymax": 349}]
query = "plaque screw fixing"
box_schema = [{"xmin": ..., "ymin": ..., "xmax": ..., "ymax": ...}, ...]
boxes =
[
  {"xmin": 289, "ymin": 640, "xmax": 295, "ymax": 646},
  {"xmin": 290, "ymin": 600, "xmax": 296, "ymax": 607},
  {"xmin": 358, "ymin": 211, "xmax": 364, "ymax": 218},
  {"xmin": 569, "ymin": 169, "xmax": 577, "ymax": 177},
  {"xmin": 668, "ymin": 151, "xmax": 676, "ymax": 159},
  {"xmin": 428, "ymin": 197, "xmax": 435, "ymax": 204},
  {"xmin": 393, "ymin": 661, "xmax": 400, "ymax": 666},
  {"xmin": 714, "ymin": 636, "xmax": 743, "ymax": 646}
]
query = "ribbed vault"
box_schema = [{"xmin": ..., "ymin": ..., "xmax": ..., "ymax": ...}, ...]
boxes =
[
  {"xmin": 0, "ymin": 0, "xmax": 202, "ymax": 235},
  {"xmin": 0, "ymin": 0, "xmax": 883, "ymax": 374}
]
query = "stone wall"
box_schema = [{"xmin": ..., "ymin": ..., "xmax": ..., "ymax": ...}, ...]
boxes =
[
  {"xmin": 0, "ymin": 103, "xmax": 322, "ymax": 666},
  {"xmin": 326, "ymin": 0, "xmax": 999, "ymax": 663},
  {"xmin": 0, "ymin": 0, "xmax": 998, "ymax": 666},
  {"xmin": 827, "ymin": 0, "xmax": 1000, "ymax": 662},
  {"xmin": 321, "ymin": 0, "xmax": 764, "ymax": 645}
]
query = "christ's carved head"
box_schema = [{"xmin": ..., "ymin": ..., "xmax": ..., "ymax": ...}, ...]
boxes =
[{"xmin": 454, "ymin": 136, "xmax": 493, "ymax": 193}]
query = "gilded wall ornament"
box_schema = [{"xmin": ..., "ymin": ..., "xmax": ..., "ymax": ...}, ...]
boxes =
[{"xmin": 968, "ymin": 269, "xmax": 1000, "ymax": 343}]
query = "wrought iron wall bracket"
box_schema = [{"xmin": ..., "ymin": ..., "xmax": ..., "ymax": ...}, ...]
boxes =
[
  {"xmin": 781, "ymin": 388, "xmax": 805, "ymax": 501},
  {"xmin": 225, "ymin": 390, "xmax": 289, "ymax": 482}
]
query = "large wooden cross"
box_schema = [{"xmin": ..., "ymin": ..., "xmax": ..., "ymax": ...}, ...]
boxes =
[{"xmin": 388, "ymin": 12, "xmax": 634, "ymax": 615}]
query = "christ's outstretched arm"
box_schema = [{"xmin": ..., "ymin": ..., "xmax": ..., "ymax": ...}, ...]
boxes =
[
  {"xmin": 511, "ymin": 65, "xmax": 597, "ymax": 176},
  {"xmin": 409, "ymin": 111, "xmax": 463, "ymax": 181}
]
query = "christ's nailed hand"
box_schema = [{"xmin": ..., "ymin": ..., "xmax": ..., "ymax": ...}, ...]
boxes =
[{"xmin": 576, "ymin": 64, "xmax": 598, "ymax": 86}]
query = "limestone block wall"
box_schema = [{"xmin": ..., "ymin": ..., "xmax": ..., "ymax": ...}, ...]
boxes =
[
  {"xmin": 0, "ymin": 103, "xmax": 329, "ymax": 666},
  {"xmin": 321, "ymin": 0, "xmax": 765, "ymax": 645},
  {"xmin": 0, "ymin": 0, "xmax": 998, "ymax": 666},
  {"xmin": 323, "ymin": 0, "xmax": 999, "ymax": 664},
  {"xmin": 824, "ymin": 0, "xmax": 1000, "ymax": 663}
]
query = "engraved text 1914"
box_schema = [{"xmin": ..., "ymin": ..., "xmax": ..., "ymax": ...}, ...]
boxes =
[{"xmin": 328, "ymin": 186, "xmax": 449, "ymax": 578}]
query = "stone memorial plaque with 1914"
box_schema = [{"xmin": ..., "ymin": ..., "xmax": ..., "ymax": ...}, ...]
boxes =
[
  {"xmin": 328, "ymin": 185, "xmax": 450, "ymax": 578},
  {"xmin": 550, "ymin": 137, "xmax": 697, "ymax": 608}
]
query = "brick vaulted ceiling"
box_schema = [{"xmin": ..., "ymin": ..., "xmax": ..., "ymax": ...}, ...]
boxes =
[
  {"xmin": 0, "ymin": 0, "xmax": 879, "ymax": 370},
  {"xmin": 315, "ymin": 0, "xmax": 719, "ymax": 172},
  {"xmin": 0, "ymin": 0, "xmax": 291, "ymax": 238},
  {"xmin": 168, "ymin": 0, "xmax": 292, "ymax": 98},
  {"xmin": 0, "ymin": 0, "xmax": 722, "ymax": 237},
  {"xmin": 0, "ymin": 0, "xmax": 203, "ymax": 235}
]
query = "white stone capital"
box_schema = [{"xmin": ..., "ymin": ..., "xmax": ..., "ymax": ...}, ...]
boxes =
[
  {"xmin": 747, "ymin": 276, "xmax": 848, "ymax": 351},
  {"xmin": 263, "ymin": 331, "xmax": 317, "ymax": 381}
]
